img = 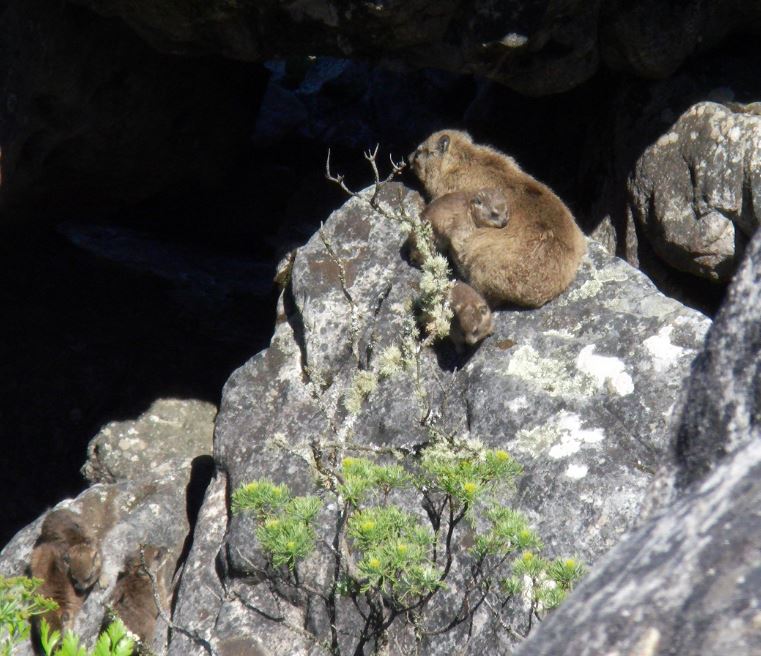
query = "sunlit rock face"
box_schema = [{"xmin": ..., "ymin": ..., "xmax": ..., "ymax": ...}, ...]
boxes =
[{"xmin": 168, "ymin": 183, "xmax": 709, "ymax": 654}]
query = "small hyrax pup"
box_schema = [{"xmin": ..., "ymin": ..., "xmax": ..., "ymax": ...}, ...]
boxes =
[
  {"xmin": 29, "ymin": 509, "xmax": 102, "ymax": 633},
  {"xmin": 110, "ymin": 545, "xmax": 168, "ymax": 646},
  {"xmin": 448, "ymin": 281, "xmax": 495, "ymax": 349},
  {"xmin": 409, "ymin": 130, "xmax": 586, "ymax": 308},
  {"xmin": 424, "ymin": 187, "xmax": 508, "ymax": 253}
]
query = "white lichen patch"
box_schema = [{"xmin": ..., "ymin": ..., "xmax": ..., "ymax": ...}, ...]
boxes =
[
  {"xmin": 118, "ymin": 437, "xmax": 146, "ymax": 451},
  {"xmin": 566, "ymin": 279, "xmax": 603, "ymax": 301},
  {"xmin": 507, "ymin": 395, "xmax": 529, "ymax": 412},
  {"xmin": 565, "ymin": 463, "xmax": 589, "ymax": 479},
  {"xmin": 575, "ymin": 345, "xmax": 634, "ymax": 396},
  {"xmin": 637, "ymin": 293, "xmax": 681, "ymax": 319},
  {"xmin": 643, "ymin": 326, "xmax": 686, "ymax": 372},
  {"xmin": 544, "ymin": 329, "xmax": 575, "ymax": 340},
  {"xmin": 506, "ymin": 345, "xmax": 595, "ymax": 397},
  {"xmin": 515, "ymin": 412, "xmax": 605, "ymax": 458}
]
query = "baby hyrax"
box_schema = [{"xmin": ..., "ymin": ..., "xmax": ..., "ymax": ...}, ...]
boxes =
[
  {"xmin": 29, "ymin": 509, "xmax": 102, "ymax": 633},
  {"xmin": 110, "ymin": 545, "xmax": 168, "ymax": 646},
  {"xmin": 410, "ymin": 130, "xmax": 586, "ymax": 307},
  {"xmin": 408, "ymin": 188, "xmax": 508, "ymax": 265},
  {"xmin": 425, "ymin": 188, "xmax": 508, "ymax": 252},
  {"xmin": 448, "ymin": 281, "xmax": 494, "ymax": 349}
]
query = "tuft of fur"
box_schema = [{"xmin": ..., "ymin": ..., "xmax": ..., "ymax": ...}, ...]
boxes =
[
  {"xmin": 410, "ymin": 130, "xmax": 586, "ymax": 307},
  {"xmin": 29, "ymin": 509, "xmax": 102, "ymax": 634},
  {"xmin": 449, "ymin": 281, "xmax": 494, "ymax": 349}
]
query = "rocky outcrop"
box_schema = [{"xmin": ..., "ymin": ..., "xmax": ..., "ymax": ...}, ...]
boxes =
[
  {"xmin": 0, "ymin": 394, "xmax": 217, "ymax": 654},
  {"xmin": 515, "ymin": 226, "xmax": 761, "ymax": 656},
  {"xmin": 69, "ymin": 0, "xmax": 761, "ymax": 96},
  {"xmin": 0, "ymin": 466, "xmax": 195, "ymax": 656},
  {"xmin": 627, "ymin": 101, "xmax": 761, "ymax": 282},
  {"xmin": 163, "ymin": 182, "xmax": 709, "ymax": 654},
  {"xmin": 82, "ymin": 397, "xmax": 215, "ymax": 484}
]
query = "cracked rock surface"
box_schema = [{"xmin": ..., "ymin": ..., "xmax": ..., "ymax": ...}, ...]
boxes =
[
  {"xmin": 168, "ymin": 183, "xmax": 710, "ymax": 654},
  {"xmin": 515, "ymin": 226, "xmax": 761, "ymax": 656},
  {"xmin": 627, "ymin": 101, "xmax": 761, "ymax": 282}
]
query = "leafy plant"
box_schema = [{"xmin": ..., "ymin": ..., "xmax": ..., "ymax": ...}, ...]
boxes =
[
  {"xmin": 0, "ymin": 576, "xmax": 134, "ymax": 656},
  {"xmin": 40, "ymin": 617, "xmax": 135, "ymax": 656},
  {"xmin": 0, "ymin": 576, "xmax": 57, "ymax": 656},
  {"xmin": 233, "ymin": 449, "xmax": 584, "ymax": 653}
]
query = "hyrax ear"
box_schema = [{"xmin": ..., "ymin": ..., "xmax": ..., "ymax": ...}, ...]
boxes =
[{"xmin": 437, "ymin": 134, "xmax": 450, "ymax": 154}]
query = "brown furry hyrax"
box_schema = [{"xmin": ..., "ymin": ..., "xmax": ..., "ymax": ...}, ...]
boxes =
[
  {"xmin": 110, "ymin": 545, "xmax": 168, "ymax": 645},
  {"xmin": 409, "ymin": 130, "xmax": 586, "ymax": 307},
  {"xmin": 29, "ymin": 509, "xmax": 102, "ymax": 633},
  {"xmin": 449, "ymin": 281, "xmax": 494, "ymax": 349}
]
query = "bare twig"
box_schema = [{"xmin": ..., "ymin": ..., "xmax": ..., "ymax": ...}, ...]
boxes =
[
  {"xmin": 325, "ymin": 145, "xmax": 406, "ymax": 222},
  {"xmin": 325, "ymin": 149, "xmax": 360, "ymax": 198}
]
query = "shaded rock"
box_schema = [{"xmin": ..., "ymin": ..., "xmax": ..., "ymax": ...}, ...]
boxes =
[
  {"xmin": 82, "ymin": 397, "xmax": 215, "ymax": 484},
  {"xmin": 599, "ymin": 0, "xmax": 744, "ymax": 79},
  {"xmin": 254, "ymin": 57, "xmax": 473, "ymax": 152},
  {"xmin": 70, "ymin": 0, "xmax": 761, "ymax": 96},
  {"xmin": 167, "ymin": 182, "xmax": 709, "ymax": 654},
  {"xmin": 627, "ymin": 101, "xmax": 761, "ymax": 282},
  {"xmin": 674, "ymin": 225, "xmax": 761, "ymax": 489},
  {"xmin": 0, "ymin": 460, "xmax": 201, "ymax": 655},
  {"xmin": 515, "ymin": 228, "xmax": 761, "ymax": 656},
  {"xmin": 0, "ymin": 0, "xmax": 264, "ymax": 218},
  {"xmin": 167, "ymin": 474, "xmax": 230, "ymax": 656}
]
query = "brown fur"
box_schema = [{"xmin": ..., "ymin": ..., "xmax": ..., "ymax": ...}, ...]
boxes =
[
  {"xmin": 29, "ymin": 509, "xmax": 102, "ymax": 634},
  {"xmin": 449, "ymin": 281, "xmax": 494, "ymax": 349},
  {"xmin": 409, "ymin": 130, "xmax": 586, "ymax": 307},
  {"xmin": 423, "ymin": 188, "xmax": 508, "ymax": 253},
  {"xmin": 110, "ymin": 546, "xmax": 168, "ymax": 645}
]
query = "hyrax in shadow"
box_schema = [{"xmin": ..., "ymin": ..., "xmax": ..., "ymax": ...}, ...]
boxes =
[
  {"xmin": 409, "ymin": 130, "xmax": 586, "ymax": 308},
  {"xmin": 109, "ymin": 545, "xmax": 168, "ymax": 646},
  {"xmin": 29, "ymin": 509, "xmax": 102, "ymax": 634}
]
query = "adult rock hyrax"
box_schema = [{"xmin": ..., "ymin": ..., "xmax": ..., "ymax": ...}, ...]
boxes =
[
  {"xmin": 110, "ymin": 545, "xmax": 168, "ymax": 645},
  {"xmin": 409, "ymin": 130, "xmax": 586, "ymax": 307},
  {"xmin": 29, "ymin": 509, "xmax": 102, "ymax": 633},
  {"xmin": 449, "ymin": 281, "xmax": 494, "ymax": 349}
]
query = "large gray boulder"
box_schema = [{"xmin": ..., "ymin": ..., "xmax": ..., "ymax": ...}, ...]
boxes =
[
  {"xmin": 627, "ymin": 101, "xmax": 761, "ymax": 282},
  {"xmin": 167, "ymin": 182, "xmax": 709, "ymax": 654},
  {"xmin": 515, "ymin": 227, "xmax": 761, "ymax": 656}
]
